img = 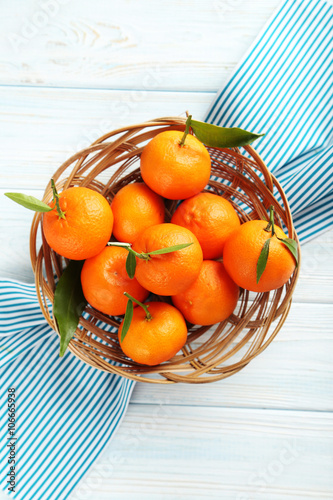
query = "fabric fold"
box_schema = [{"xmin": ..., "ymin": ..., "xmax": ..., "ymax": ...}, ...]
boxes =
[{"xmin": 1, "ymin": 280, "xmax": 135, "ymax": 500}]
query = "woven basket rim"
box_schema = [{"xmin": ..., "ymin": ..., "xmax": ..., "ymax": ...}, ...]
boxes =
[{"xmin": 29, "ymin": 116, "xmax": 301, "ymax": 384}]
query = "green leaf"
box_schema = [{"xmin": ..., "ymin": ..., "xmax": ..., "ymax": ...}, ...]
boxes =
[
  {"xmin": 257, "ymin": 238, "xmax": 271, "ymax": 284},
  {"xmin": 54, "ymin": 260, "xmax": 87, "ymax": 357},
  {"xmin": 148, "ymin": 243, "xmax": 193, "ymax": 256},
  {"xmin": 126, "ymin": 251, "xmax": 136, "ymax": 279},
  {"xmin": 279, "ymin": 237, "xmax": 299, "ymax": 267},
  {"xmin": 190, "ymin": 119, "xmax": 264, "ymax": 148},
  {"xmin": 121, "ymin": 299, "xmax": 134, "ymax": 342},
  {"xmin": 5, "ymin": 192, "xmax": 53, "ymax": 213}
]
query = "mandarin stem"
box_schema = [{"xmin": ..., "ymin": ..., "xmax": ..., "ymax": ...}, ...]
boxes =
[
  {"xmin": 179, "ymin": 115, "xmax": 192, "ymax": 147},
  {"xmin": 269, "ymin": 205, "xmax": 275, "ymax": 236},
  {"xmin": 107, "ymin": 242, "xmax": 144, "ymax": 259},
  {"xmin": 51, "ymin": 179, "xmax": 66, "ymax": 219},
  {"xmin": 123, "ymin": 292, "xmax": 152, "ymax": 320},
  {"xmin": 264, "ymin": 205, "xmax": 275, "ymax": 234},
  {"xmin": 107, "ymin": 241, "xmax": 131, "ymax": 247}
]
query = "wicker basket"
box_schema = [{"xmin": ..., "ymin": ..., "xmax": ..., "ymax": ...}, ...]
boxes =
[{"xmin": 30, "ymin": 117, "xmax": 300, "ymax": 384}]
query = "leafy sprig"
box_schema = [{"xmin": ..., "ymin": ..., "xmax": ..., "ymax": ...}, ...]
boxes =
[
  {"xmin": 256, "ymin": 205, "xmax": 299, "ymax": 284},
  {"xmin": 120, "ymin": 292, "xmax": 152, "ymax": 342},
  {"xmin": 108, "ymin": 241, "xmax": 193, "ymax": 279},
  {"xmin": 179, "ymin": 115, "xmax": 264, "ymax": 148},
  {"xmin": 5, "ymin": 179, "xmax": 66, "ymax": 219}
]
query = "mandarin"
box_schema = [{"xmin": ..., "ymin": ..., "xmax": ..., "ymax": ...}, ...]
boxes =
[
  {"xmin": 132, "ymin": 223, "xmax": 203, "ymax": 296},
  {"xmin": 223, "ymin": 220, "xmax": 296, "ymax": 292},
  {"xmin": 118, "ymin": 301, "xmax": 187, "ymax": 365},
  {"xmin": 172, "ymin": 260, "xmax": 239, "ymax": 325},
  {"xmin": 42, "ymin": 186, "xmax": 113, "ymax": 260},
  {"xmin": 171, "ymin": 192, "xmax": 240, "ymax": 259},
  {"xmin": 81, "ymin": 246, "xmax": 149, "ymax": 316},
  {"xmin": 140, "ymin": 131, "xmax": 211, "ymax": 200},
  {"xmin": 111, "ymin": 182, "xmax": 165, "ymax": 243}
]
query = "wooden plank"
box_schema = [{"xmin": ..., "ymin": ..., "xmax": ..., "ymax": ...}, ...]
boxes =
[
  {"xmin": 0, "ymin": 0, "xmax": 281, "ymax": 91},
  {"xmin": 68, "ymin": 405, "xmax": 333, "ymax": 499},
  {"xmin": 0, "ymin": 87, "xmax": 213, "ymax": 190}
]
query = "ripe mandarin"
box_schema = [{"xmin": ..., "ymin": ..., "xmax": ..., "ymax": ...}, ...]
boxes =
[
  {"xmin": 140, "ymin": 131, "xmax": 211, "ymax": 200},
  {"xmin": 172, "ymin": 260, "xmax": 239, "ymax": 325},
  {"xmin": 111, "ymin": 182, "xmax": 165, "ymax": 243},
  {"xmin": 171, "ymin": 192, "xmax": 240, "ymax": 259},
  {"xmin": 43, "ymin": 186, "xmax": 113, "ymax": 260},
  {"xmin": 81, "ymin": 246, "xmax": 149, "ymax": 316},
  {"xmin": 132, "ymin": 223, "xmax": 203, "ymax": 296},
  {"xmin": 118, "ymin": 301, "xmax": 187, "ymax": 366},
  {"xmin": 223, "ymin": 220, "xmax": 296, "ymax": 292}
]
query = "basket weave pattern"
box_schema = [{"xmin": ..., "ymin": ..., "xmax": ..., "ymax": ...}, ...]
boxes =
[{"xmin": 30, "ymin": 117, "xmax": 300, "ymax": 384}]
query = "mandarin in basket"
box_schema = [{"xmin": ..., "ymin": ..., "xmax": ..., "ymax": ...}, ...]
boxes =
[
  {"xmin": 132, "ymin": 223, "xmax": 203, "ymax": 296},
  {"xmin": 172, "ymin": 260, "xmax": 239, "ymax": 326},
  {"xmin": 81, "ymin": 246, "xmax": 149, "ymax": 316},
  {"xmin": 111, "ymin": 182, "xmax": 165, "ymax": 243},
  {"xmin": 140, "ymin": 130, "xmax": 211, "ymax": 200},
  {"xmin": 171, "ymin": 192, "xmax": 240, "ymax": 259},
  {"xmin": 43, "ymin": 186, "xmax": 113, "ymax": 260},
  {"xmin": 223, "ymin": 215, "xmax": 297, "ymax": 293},
  {"xmin": 118, "ymin": 301, "xmax": 187, "ymax": 366}
]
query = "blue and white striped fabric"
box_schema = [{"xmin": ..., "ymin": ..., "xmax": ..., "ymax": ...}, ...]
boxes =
[
  {"xmin": 1, "ymin": 1, "xmax": 333, "ymax": 499},
  {"xmin": 0, "ymin": 280, "xmax": 135, "ymax": 500},
  {"xmin": 206, "ymin": 0, "xmax": 333, "ymax": 242}
]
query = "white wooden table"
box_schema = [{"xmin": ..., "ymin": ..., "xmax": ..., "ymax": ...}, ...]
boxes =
[{"xmin": 1, "ymin": 1, "xmax": 332, "ymax": 498}]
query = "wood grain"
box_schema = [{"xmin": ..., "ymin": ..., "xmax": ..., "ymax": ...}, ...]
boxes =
[
  {"xmin": 1, "ymin": 0, "xmax": 281, "ymax": 91},
  {"xmin": 0, "ymin": 87, "xmax": 212, "ymax": 190},
  {"xmin": 68, "ymin": 405, "xmax": 333, "ymax": 500}
]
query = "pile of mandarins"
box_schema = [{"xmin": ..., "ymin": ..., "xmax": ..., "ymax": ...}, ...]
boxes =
[{"xmin": 8, "ymin": 128, "xmax": 297, "ymax": 366}]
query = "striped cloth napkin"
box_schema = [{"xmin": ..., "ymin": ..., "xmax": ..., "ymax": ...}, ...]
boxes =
[
  {"xmin": 206, "ymin": 0, "xmax": 333, "ymax": 242},
  {"xmin": 1, "ymin": 0, "xmax": 332, "ymax": 499},
  {"xmin": 0, "ymin": 281, "xmax": 134, "ymax": 500}
]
